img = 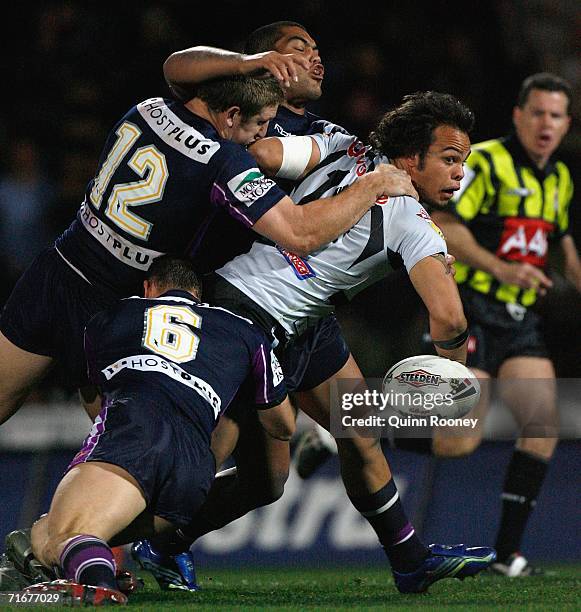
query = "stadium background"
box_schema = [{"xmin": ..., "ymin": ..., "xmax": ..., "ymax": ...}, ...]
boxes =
[{"xmin": 0, "ymin": 0, "xmax": 579, "ymax": 566}]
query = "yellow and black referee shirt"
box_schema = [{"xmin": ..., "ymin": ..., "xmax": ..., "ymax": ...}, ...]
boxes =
[{"xmin": 450, "ymin": 134, "xmax": 573, "ymax": 306}]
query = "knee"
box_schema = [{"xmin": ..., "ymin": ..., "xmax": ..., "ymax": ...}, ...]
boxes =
[{"xmin": 432, "ymin": 436, "xmax": 482, "ymax": 458}]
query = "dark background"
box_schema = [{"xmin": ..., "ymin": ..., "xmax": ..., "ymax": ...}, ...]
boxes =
[{"xmin": 1, "ymin": 0, "xmax": 579, "ymax": 397}]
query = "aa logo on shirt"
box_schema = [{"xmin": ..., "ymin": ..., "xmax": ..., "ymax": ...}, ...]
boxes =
[{"xmin": 227, "ymin": 168, "xmax": 276, "ymax": 206}]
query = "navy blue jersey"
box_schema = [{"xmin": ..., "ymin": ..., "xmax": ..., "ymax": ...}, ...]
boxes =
[
  {"xmin": 56, "ymin": 98, "xmax": 286, "ymax": 296},
  {"xmin": 269, "ymin": 106, "xmax": 348, "ymax": 139},
  {"xmin": 190, "ymin": 107, "xmax": 349, "ymax": 273},
  {"xmin": 84, "ymin": 289, "xmax": 287, "ymax": 441}
]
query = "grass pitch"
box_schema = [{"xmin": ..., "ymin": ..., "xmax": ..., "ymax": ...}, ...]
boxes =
[
  {"xmin": 130, "ymin": 564, "xmax": 579, "ymax": 611},
  {"xmin": 2, "ymin": 564, "xmax": 579, "ymax": 610}
]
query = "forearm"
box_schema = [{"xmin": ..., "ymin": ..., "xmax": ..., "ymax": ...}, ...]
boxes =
[
  {"xmin": 432, "ymin": 211, "xmax": 504, "ymax": 277},
  {"xmin": 164, "ymin": 47, "xmax": 244, "ymax": 94},
  {"xmin": 290, "ymin": 176, "xmax": 383, "ymax": 254},
  {"xmin": 430, "ymin": 320, "xmax": 469, "ymax": 365},
  {"xmin": 409, "ymin": 255, "xmax": 468, "ymax": 364}
]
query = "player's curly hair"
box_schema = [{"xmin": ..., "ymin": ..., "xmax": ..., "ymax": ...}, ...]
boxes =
[
  {"xmin": 147, "ymin": 255, "xmax": 201, "ymax": 298},
  {"xmin": 197, "ymin": 75, "xmax": 284, "ymax": 121},
  {"xmin": 369, "ymin": 92, "xmax": 474, "ymax": 165},
  {"xmin": 244, "ymin": 21, "xmax": 307, "ymax": 54}
]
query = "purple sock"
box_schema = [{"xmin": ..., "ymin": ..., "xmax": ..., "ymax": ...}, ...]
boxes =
[
  {"xmin": 59, "ymin": 535, "xmax": 117, "ymax": 589},
  {"xmin": 349, "ymin": 479, "xmax": 429, "ymax": 573}
]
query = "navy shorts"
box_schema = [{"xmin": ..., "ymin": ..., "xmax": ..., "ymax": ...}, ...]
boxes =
[
  {"xmin": 0, "ymin": 247, "xmax": 118, "ymax": 387},
  {"xmin": 68, "ymin": 389, "xmax": 215, "ymax": 527},
  {"xmin": 422, "ymin": 287, "xmax": 548, "ymax": 376},
  {"xmin": 203, "ymin": 274, "xmax": 350, "ymax": 393},
  {"xmin": 281, "ymin": 315, "xmax": 350, "ymax": 392}
]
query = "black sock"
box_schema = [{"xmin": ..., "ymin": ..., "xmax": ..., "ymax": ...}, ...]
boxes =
[
  {"xmin": 348, "ymin": 479, "xmax": 429, "ymax": 573},
  {"xmin": 59, "ymin": 535, "xmax": 117, "ymax": 589},
  {"xmin": 495, "ymin": 449, "xmax": 549, "ymax": 562}
]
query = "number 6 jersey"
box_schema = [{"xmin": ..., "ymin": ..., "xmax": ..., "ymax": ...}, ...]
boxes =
[{"xmin": 84, "ymin": 290, "xmax": 287, "ymax": 441}]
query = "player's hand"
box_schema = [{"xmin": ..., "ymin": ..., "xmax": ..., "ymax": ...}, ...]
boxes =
[
  {"xmin": 369, "ymin": 163, "xmax": 420, "ymax": 201},
  {"xmin": 496, "ymin": 261, "xmax": 553, "ymax": 294},
  {"xmin": 240, "ymin": 51, "xmax": 311, "ymax": 88},
  {"xmin": 445, "ymin": 253, "xmax": 456, "ymax": 276}
]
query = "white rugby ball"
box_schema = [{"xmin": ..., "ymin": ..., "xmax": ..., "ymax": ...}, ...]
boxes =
[{"xmin": 382, "ymin": 355, "xmax": 480, "ymax": 419}]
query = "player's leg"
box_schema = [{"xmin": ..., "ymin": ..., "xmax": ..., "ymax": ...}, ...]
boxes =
[
  {"xmin": 30, "ymin": 461, "xmax": 144, "ymax": 603},
  {"xmin": 492, "ymin": 356, "xmax": 557, "ymax": 574},
  {"xmin": 295, "ymin": 357, "xmax": 497, "ymax": 586},
  {"xmin": 0, "ymin": 331, "xmax": 53, "ymax": 424},
  {"xmin": 176, "ymin": 407, "xmax": 290, "ymax": 543},
  {"xmin": 431, "ymin": 367, "xmax": 491, "ymax": 457},
  {"xmin": 293, "ymin": 354, "xmax": 361, "ymax": 479},
  {"xmin": 295, "ymin": 357, "xmax": 435, "ymax": 574}
]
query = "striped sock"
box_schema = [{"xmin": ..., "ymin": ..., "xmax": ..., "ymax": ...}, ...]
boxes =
[
  {"xmin": 59, "ymin": 535, "xmax": 117, "ymax": 589},
  {"xmin": 349, "ymin": 479, "xmax": 429, "ymax": 573}
]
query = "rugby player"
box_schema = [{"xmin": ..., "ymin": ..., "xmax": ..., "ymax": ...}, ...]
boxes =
[
  {"xmin": 155, "ymin": 15, "xmax": 416, "ymax": 530},
  {"xmin": 428, "ymin": 73, "xmax": 579, "ymax": 576},
  {"xmin": 136, "ymin": 91, "xmax": 498, "ymax": 594},
  {"xmin": 0, "ymin": 71, "xmax": 409, "ymax": 424},
  {"xmin": 21, "ymin": 255, "xmax": 293, "ymax": 605}
]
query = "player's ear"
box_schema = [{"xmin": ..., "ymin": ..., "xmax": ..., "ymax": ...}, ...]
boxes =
[
  {"xmin": 406, "ymin": 153, "xmax": 420, "ymax": 170},
  {"xmin": 143, "ymin": 279, "xmax": 152, "ymax": 297},
  {"xmin": 225, "ymin": 106, "xmax": 241, "ymax": 127}
]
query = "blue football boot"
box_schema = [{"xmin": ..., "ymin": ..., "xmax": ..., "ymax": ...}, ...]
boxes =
[
  {"xmin": 131, "ymin": 540, "xmax": 199, "ymax": 592},
  {"xmin": 393, "ymin": 544, "xmax": 497, "ymax": 593}
]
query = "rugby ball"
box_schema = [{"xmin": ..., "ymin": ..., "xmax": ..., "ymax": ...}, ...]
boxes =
[{"xmin": 382, "ymin": 355, "xmax": 480, "ymax": 419}]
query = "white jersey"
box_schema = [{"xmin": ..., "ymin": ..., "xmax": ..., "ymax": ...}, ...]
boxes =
[{"xmin": 217, "ymin": 133, "xmax": 447, "ymax": 337}]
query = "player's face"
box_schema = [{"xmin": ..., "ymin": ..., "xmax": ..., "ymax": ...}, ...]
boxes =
[
  {"xmin": 273, "ymin": 26, "xmax": 323, "ymax": 104},
  {"xmin": 513, "ymin": 89, "xmax": 570, "ymax": 169},
  {"xmin": 409, "ymin": 125, "xmax": 471, "ymax": 208},
  {"xmin": 233, "ymin": 105, "xmax": 279, "ymax": 145}
]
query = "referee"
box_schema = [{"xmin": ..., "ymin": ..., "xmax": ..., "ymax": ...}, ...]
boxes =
[{"xmin": 431, "ymin": 73, "xmax": 580, "ymax": 577}]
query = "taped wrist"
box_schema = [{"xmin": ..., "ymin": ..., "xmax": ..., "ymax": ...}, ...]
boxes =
[{"xmin": 432, "ymin": 328, "xmax": 469, "ymax": 350}]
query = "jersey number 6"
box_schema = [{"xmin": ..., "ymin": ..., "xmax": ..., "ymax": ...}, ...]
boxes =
[{"xmin": 142, "ymin": 305, "xmax": 201, "ymax": 363}]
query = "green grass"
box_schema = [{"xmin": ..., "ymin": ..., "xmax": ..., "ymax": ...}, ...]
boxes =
[
  {"xmin": 132, "ymin": 564, "xmax": 580, "ymax": 611},
  {"xmin": 2, "ymin": 565, "xmax": 579, "ymax": 610}
]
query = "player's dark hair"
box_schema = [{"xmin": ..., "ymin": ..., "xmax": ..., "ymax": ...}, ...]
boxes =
[
  {"xmin": 517, "ymin": 72, "xmax": 572, "ymax": 112},
  {"xmin": 244, "ymin": 21, "xmax": 307, "ymax": 53},
  {"xmin": 369, "ymin": 91, "xmax": 474, "ymax": 164},
  {"xmin": 197, "ymin": 75, "xmax": 284, "ymax": 120},
  {"xmin": 147, "ymin": 255, "xmax": 201, "ymax": 297}
]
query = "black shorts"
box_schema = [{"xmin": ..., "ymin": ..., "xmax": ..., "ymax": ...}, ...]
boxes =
[
  {"xmin": 204, "ymin": 274, "xmax": 350, "ymax": 392},
  {"xmin": 422, "ymin": 287, "xmax": 548, "ymax": 375},
  {"xmin": 67, "ymin": 389, "xmax": 215, "ymax": 527},
  {"xmin": 0, "ymin": 247, "xmax": 118, "ymax": 387}
]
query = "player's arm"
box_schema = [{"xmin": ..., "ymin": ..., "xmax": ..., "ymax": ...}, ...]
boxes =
[
  {"xmin": 409, "ymin": 254, "xmax": 468, "ymax": 364},
  {"xmin": 249, "ymin": 135, "xmax": 418, "ymax": 256},
  {"xmin": 432, "ymin": 210, "xmax": 553, "ymax": 293},
  {"xmin": 560, "ymin": 234, "xmax": 581, "ymax": 292},
  {"xmin": 257, "ymin": 396, "xmax": 296, "ymax": 441},
  {"xmin": 163, "ymin": 46, "xmax": 311, "ymax": 100},
  {"xmin": 255, "ymin": 164, "xmax": 416, "ymax": 256}
]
